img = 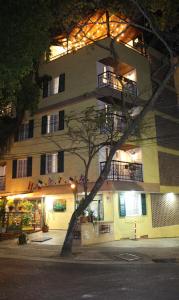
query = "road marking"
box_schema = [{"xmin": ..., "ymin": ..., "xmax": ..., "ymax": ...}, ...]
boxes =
[{"xmin": 81, "ymin": 294, "xmax": 94, "ymax": 298}]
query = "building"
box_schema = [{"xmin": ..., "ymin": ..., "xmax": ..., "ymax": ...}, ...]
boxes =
[{"xmin": 0, "ymin": 11, "xmax": 179, "ymax": 243}]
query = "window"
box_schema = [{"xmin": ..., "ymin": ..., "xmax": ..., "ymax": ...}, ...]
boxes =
[
  {"xmin": 40, "ymin": 151, "xmax": 64, "ymax": 175},
  {"xmin": 47, "ymin": 114, "xmax": 59, "ymax": 133},
  {"xmin": 41, "ymin": 110, "xmax": 64, "ymax": 135},
  {"xmin": 0, "ymin": 165, "xmax": 6, "ymax": 176},
  {"xmin": 87, "ymin": 195, "xmax": 103, "ymax": 220},
  {"xmin": 53, "ymin": 77, "xmax": 59, "ymax": 94},
  {"xmin": 12, "ymin": 157, "xmax": 32, "ymax": 178},
  {"xmin": 46, "ymin": 153, "xmax": 58, "ymax": 174},
  {"xmin": 18, "ymin": 123, "xmax": 29, "ymax": 141},
  {"xmin": 119, "ymin": 192, "xmax": 147, "ymax": 217},
  {"xmin": 15, "ymin": 120, "xmax": 34, "ymax": 142},
  {"xmin": 43, "ymin": 73, "xmax": 65, "ymax": 98},
  {"xmin": 17, "ymin": 159, "xmax": 27, "ymax": 178}
]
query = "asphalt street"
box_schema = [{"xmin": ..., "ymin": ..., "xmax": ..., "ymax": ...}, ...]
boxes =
[{"xmin": 0, "ymin": 258, "xmax": 179, "ymax": 300}]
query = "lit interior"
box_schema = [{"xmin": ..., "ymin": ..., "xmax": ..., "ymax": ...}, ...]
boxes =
[
  {"xmin": 122, "ymin": 191, "xmax": 142, "ymax": 216},
  {"xmin": 50, "ymin": 11, "xmax": 142, "ymax": 60},
  {"xmin": 115, "ymin": 148, "xmax": 142, "ymax": 163}
]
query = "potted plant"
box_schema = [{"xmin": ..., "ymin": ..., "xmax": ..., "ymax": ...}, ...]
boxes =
[
  {"xmin": 0, "ymin": 198, "xmax": 6, "ymax": 233},
  {"xmin": 87, "ymin": 209, "xmax": 95, "ymax": 223},
  {"xmin": 79, "ymin": 210, "xmax": 88, "ymax": 223},
  {"xmin": 22, "ymin": 214, "xmax": 31, "ymax": 226},
  {"xmin": 42, "ymin": 224, "xmax": 49, "ymax": 232},
  {"xmin": 7, "ymin": 199, "xmax": 15, "ymax": 211},
  {"xmin": 21, "ymin": 200, "xmax": 33, "ymax": 211}
]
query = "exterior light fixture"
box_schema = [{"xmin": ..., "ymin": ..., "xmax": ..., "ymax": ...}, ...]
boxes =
[
  {"xmin": 70, "ymin": 183, "xmax": 76, "ymax": 190},
  {"xmin": 69, "ymin": 178, "xmax": 78, "ymax": 210}
]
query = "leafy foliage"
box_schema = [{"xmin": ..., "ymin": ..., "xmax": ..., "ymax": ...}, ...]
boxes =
[{"xmin": 0, "ymin": 0, "xmax": 54, "ymax": 155}]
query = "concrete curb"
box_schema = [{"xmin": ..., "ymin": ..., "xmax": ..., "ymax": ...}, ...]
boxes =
[{"xmin": 0, "ymin": 253, "xmax": 156, "ymax": 265}]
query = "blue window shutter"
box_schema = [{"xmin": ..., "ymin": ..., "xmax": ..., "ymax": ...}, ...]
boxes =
[
  {"xmin": 41, "ymin": 115, "xmax": 47, "ymax": 135},
  {"xmin": 43, "ymin": 79, "xmax": 49, "ymax": 98},
  {"xmin": 12, "ymin": 160, "xmax": 17, "ymax": 178},
  {"xmin": 28, "ymin": 120, "xmax": 34, "ymax": 138},
  {"xmin": 119, "ymin": 193, "xmax": 126, "ymax": 217},
  {"xmin": 27, "ymin": 157, "xmax": 32, "ymax": 177},
  {"xmin": 141, "ymin": 194, "xmax": 147, "ymax": 215},
  {"xmin": 40, "ymin": 155, "xmax": 46, "ymax": 175},
  {"xmin": 59, "ymin": 110, "xmax": 64, "ymax": 130},
  {"xmin": 14, "ymin": 130, "xmax": 19, "ymax": 142},
  {"xmin": 58, "ymin": 73, "xmax": 65, "ymax": 92},
  {"xmin": 58, "ymin": 151, "xmax": 64, "ymax": 173}
]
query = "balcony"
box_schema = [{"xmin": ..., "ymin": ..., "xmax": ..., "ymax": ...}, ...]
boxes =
[
  {"xmin": 100, "ymin": 114, "xmax": 127, "ymax": 133},
  {"xmin": 0, "ymin": 176, "xmax": 5, "ymax": 190},
  {"xmin": 96, "ymin": 71, "xmax": 138, "ymax": 103},
  {"xmin": 98, "ymin": 71, "xmax": 137, "ymax": 95},
  {"xmin": 100, "ymin": 160, "xmax": 143, "ymax": 182}
]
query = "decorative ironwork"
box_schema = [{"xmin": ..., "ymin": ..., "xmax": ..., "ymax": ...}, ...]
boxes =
[
  {"xmin": 99, "ymin": 224, "xmax": 110, "ymax": 234},
  {"xmin": 100, "ymin": 114, "xmax": 127, "ymax": 133},
  {"xmin": 100, "ymin": 160, "xmax": 143, "ymax": 182},
  {"xmin": 98, "ymin": 71, "xmax": 137, "ymax": 97}
]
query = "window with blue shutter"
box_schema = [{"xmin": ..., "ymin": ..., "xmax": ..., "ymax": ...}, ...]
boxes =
[
  {"xmin": 141, "ymin": 194, "xmax": 147, "ymax": 215},
  {"xmin": 12, "ymin": 160, "xmax": 17, "ymax": 178},
  {"xmin": 40, "ymin": 154, "xmax": 46, "ymax": 175},
  {"xmin": 41, "ymin": 115, "xmax": 47, "ymax": 135},
  {"xmin": 58, "ymin": 73, "xmax": 65, "ymax": 93},
  {"xmin": 27, "ymin": 157, "xmax": 32, "ymax": 177},
  {"xmin": 43, "ymin": 78, "xmax": 50, "ymax": 98},
  {"xmin": 14, "ymin": 129, "xmax": 19, "ymax": 142},
  {"xmin": 58, "ymin": 151, "xmax": 64, "ymax": 173},
  {"xmin": 28, "ymin": 120, "xmax": 34, "ymax": 138},
  {"xmin": 119, "ymin": 193, "xmax": 126, "ymax": 217},
  {"xmin": 59, "ymin": 110, "xmax": 64, "ymax": 130}
]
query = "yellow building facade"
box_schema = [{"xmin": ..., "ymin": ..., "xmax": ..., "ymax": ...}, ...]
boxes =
[{"xmin": 0, "ymin": 11, "xmax": 179, "ymax": 243}]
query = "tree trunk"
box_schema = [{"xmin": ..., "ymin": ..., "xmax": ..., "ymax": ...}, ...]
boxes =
[
  {"xmin": 60, "ymin": 206, "xmax": 84, "ymax": 257},
  {"xmin": 60, "ymin": 212, "xmax": 77, "ymax": 257}
]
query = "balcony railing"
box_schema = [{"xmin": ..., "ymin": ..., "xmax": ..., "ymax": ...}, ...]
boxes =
[
  {"xmin": 124, "ymin": 36, "xmax": 147, "ymax": 56},
  {"xmin": 0, "ymin": 176, "xmax": 5, "ymax": 190},
  {"xmin": 100, "ymin": 160, "xmax": 143, "ymax": 182},
  {"xmin": 100, "ymin": 114, "xmax": 127, "ymax": 133},
  {"xmin": 98, "ymin": 71, "xmax": 138, "ymax": 97}
]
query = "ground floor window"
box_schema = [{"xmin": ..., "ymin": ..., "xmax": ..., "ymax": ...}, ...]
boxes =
[
  {"xmin": 119, "ymin": 191, "xmax": 147, "ymax": 217},
  {"xmin": 87, "ymin": 195, "xmax": 104, "ymax": 221},
  {"xmin": 0, "ymin": 198, "xmax": 42, "ymax": 232}
]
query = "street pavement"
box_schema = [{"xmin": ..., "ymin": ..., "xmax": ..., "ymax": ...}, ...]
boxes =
[
  {"xmin": 1, "ymin": 232, "xmax": 179, "ymax": 299},
  {"xmin": 0, "ymin": 257, "xmax": 179, "ymax": 299}
]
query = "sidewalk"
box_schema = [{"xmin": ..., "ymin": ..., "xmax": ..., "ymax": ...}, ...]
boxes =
[{"xmin": 1, "ymin": 230, "xmax": 179, "ymax": 264}]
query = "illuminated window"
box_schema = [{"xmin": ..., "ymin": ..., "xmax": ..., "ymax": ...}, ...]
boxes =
[
  {"xmin": 46, "ymin": 153, "xmax": 58, "ymax": 174},
  {"xmin": 41, "ymin": 110, "xmax": 64, "ymax": 134},
  {"xmin": 47, "ymin": 114, "xmax": 59, "ymax": 133},
  {"xmin": 87, "ymin": 196, "xmax": 103, "ymax": 220},
  {"xmin": 12, "ymin": 157, "xmax": 32, "ymax": 178},
  {"xmin": 40, "ymin": 151, "xmax": 64, "ymax": 175},
  {"xmin": 119, "ymin": 192, "xmax": 146, "ymax": 217},
  {"xmin": 43, "ymin": 74, "xmax": 65, "ymax": 98}
]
